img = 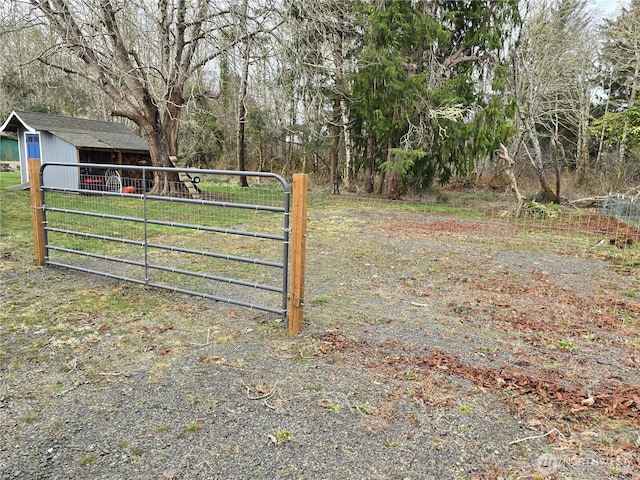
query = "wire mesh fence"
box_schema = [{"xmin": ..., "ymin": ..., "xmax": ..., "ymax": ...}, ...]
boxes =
[
  {"xmin": 306, "ymin": 192, "xmax": 640, "ymax": 269},
  {"xmin": 40, "ymin": 164, "xmax": 291, "ymax": 316},
  {"xmin": 603, "ymin": 194, "xmax": 640, "ymax": 225}
]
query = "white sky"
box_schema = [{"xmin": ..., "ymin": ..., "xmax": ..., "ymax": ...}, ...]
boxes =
[{"xmin": 590, "ymin": 0, "xmax": 630, "ymax": 19}]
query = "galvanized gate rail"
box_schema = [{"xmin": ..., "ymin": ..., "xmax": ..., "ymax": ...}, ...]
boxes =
[{"xmin": 36, "ymin": 162, "xmax": 291, "ymax": 317}]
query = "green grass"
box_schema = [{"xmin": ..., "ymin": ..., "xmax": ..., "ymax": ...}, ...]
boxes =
[
  {"xmin": 183, "ymin": 422, "xmax": 201, "ymax": 434},
  {"xmin": 0, "ymin": 170, "xmax": 21, "ymax": 188},
  {"xmin": 552, "ymin": 339, "xmax": 579, "ymax": 352},
  {"xmin": 275, "ymin": 429, "xmax": 294, "ymax": 442},
  {"xmin": 0, "ymin": 174, "xmax": 33, "ymax": 256},
  {"xmin": 79, "ymin": 454, "xmax": 98, "ymax": 466},
  {"xmin": 0, "ymin": 171, "xmax": 285, "ymax": 270},
  {"xmin": 42, "ymin": 191, "xmax": 258, "ymax": 238}
]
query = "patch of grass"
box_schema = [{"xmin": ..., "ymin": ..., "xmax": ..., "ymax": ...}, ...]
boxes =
[
  {"xmin": 154, "ymin": 424, "xmax": 170, "ymax": 433},
  {"xmin": 184, "ymin": 422, "xmax": 201, "ymax": 434},
  {"xmin": 396, "ymin": 201, "xmax": 485, "ymax": 218},
  {"xmin": 23, "ymin": 409, "xmax": 39, "ymax": 423},
  {"xmin": 626, "ymin": 290, "xmax": 637, "ymax": 298},
  {"xmin": 459, "ymin": 405, "xmax": 473, "ymax": 414},
  {"xmin": 457, "ymin": 191, "xmax": 506, "ymax": 203},
  {"xmin": 289, "ymin": 342, "xmax": 316, "ymax": 362},
  {"xmin": 130, "ymin": 447, "xmax": 145, "ymax": 458},
  {"xmin": 541, "ymin": 362, "xmax": 560, "ymax": 371},
  {"xmin": 79, "ymin": 454, "xmax": 98, "ymax": 466},
  {"xmin": 276, "ymin": 429, "xmax": 294, "ymax": 443},
  {"xmin": 552, "ymin": 339, "xmax": 579, "ymax": 352},
  {"xmin": 313, "ymin": 294, "xmax": 331, "ymax": 304},
  {"xmin": 0, "ymin": 170, "xmax": 21, "ymax": 188},
  {"xmin": 355, "ymin": 403, "xmax": 371, "ymax": 415}
]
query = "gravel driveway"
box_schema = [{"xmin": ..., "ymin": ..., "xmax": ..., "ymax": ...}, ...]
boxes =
[{"xmin": 1, "ymin": 197, "xmax": 639, "ymax": 479}]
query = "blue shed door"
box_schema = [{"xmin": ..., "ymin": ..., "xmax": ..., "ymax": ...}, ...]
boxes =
[{"xmin": 26, "ymin": 133, "xmax": 40, "ymax": 159}]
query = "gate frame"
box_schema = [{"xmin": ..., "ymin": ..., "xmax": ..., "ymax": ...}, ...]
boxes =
[{"xmin": 29, "ymin": 159, "xmax": 308, "ymax": 334}]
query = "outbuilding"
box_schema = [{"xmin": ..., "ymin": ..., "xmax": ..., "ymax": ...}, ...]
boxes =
[
  {"xmin": 0, "ymin": 110, "xmax": 151, "ymax": 190},
  {"xmin": 0, "ymin": 132, "xmax": 19, "ymax": 164}
]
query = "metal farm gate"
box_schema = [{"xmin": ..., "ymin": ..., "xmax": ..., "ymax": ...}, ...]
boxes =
[{"xmin": 36, "ymin": 162, "xmax": 291, "ymax": 317}]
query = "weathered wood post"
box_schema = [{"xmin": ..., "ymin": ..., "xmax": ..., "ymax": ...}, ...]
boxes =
[
  {"xmin": 288, "ymin": 173, "xmax": 308, "ymax": 335},
  {"xmin": 28, "ymin": 158, "xmax": 46, "ymax": 266}
]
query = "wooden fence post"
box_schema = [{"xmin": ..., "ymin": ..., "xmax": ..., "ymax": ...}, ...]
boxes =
[
  {"xmin": 28, "ymin": 158, "xmax": 46, "ymax": 266},
  {"xmin": 288, "ymin": 173, "xmax": 308, "ymax": 335}
]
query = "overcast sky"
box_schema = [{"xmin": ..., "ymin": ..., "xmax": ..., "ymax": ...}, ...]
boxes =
[{"xmin": 590, "ymin": 0, "xmax": 630, "ymax": 18}]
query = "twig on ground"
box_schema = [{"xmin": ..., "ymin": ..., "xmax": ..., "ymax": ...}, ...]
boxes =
[
  {"xmin": 66, "ymin": 357, "xmax": 77, "ymax": 373},
  {"xmin": 244, "ymin": 381, "xmax": 279, "ymax": 401},
  {"xmin": 509, "ymin": 428, "xmax": 563, "ymax": 445},
  {"xmin": 57, "ymin": 381, "xmax": 85, "ymax": 397}
]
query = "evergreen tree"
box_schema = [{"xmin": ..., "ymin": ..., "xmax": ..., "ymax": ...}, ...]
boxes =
[{"xmin": 350, "ymin": 0, "xmax": 519, "ymax": 197}]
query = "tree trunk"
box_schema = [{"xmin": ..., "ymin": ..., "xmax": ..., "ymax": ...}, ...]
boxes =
[
  {"xmin": 596, "ymin": 76, "xmax": 612, "ymax": 173},
  {"xmin": 376, "ymin": 168, "xmax": 385, "ymax": 195},
  {"xmin": 236, "ymin": 0, "xmax": 250, "ymax": 187},
  {"xmin": 330, "ymin": 98, "xmax": 341, "ymax": 194},
  {"xmin": 386, "ymin": 149, "xmax": 400, "ymax": 200},
  {"xmin": 522, "ymin": 114, "xmax": 555, "ymax": 201},
  {"xmin": 140, "ymin": 109, "xmax": 182, "ymax": 196},
  {"xmin": 387, "ymin": 171, "xmax": 400, "ymax": 200},
  {"xmin": 576, "ymin": 126, "xmax": 589, "ymax": 184},
  {"xmin": 498, "ymin": 143, "xmax": 525, "ymax": 217},
  {"xmin": 340, "ymin": 99, "xmax": 354, "ymax": 189},
  {"xmin": 384, "ymin": 107, "xmax": 400, "ymax": 199},
  {"xmin": 365, "ymin": 135, "xmax": 376, "ymax": 194}
]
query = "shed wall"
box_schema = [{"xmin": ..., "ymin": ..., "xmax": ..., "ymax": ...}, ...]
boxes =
[
  {"xmin": 17, "ymin": 127, "xmax": 31, "ymax": 184},
  {"xmin": 18, "ymin": 128, "xmax": 78, "ymax": 188},
  {"xmin": 39, "ymin": 131, "xmax": 78, "ymax": 190}
]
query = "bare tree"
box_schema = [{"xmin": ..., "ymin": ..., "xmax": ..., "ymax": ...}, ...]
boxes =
[
  {"xmin": 498, "ymin": 143, "xmax": 526, "ymax": 217},
  {"xmin": 25, "ymin": 0, "xmax": 275, "ymax": 194},
  {"xmin": 279, "ymin": 0, "xmax": 361, "ymax": 191},
  {"xmin": 512, "ymin": 0, "xmax": 596, "ymax": 200}
]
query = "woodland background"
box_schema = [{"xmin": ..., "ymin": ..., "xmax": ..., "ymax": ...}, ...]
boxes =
[{"xmin": 1, "ymin": 0, "xmax": 639, "ymax": 200}]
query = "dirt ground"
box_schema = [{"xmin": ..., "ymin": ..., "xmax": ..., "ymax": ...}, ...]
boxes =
[{"xmin": 1, "ymin": 194, "xmax": 639, "ymax": 479}]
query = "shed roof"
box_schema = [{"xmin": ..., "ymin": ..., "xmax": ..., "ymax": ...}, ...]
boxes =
[{"xmin": 0, "ymin": 110, "xmax": 149, "ymax": 152}]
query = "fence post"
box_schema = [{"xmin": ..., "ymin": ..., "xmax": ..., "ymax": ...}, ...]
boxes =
[
  {"xmin": 28, "ymin": 158, "xmax": 46, "ymax": 266},
  {"xmin": 288, "ymin": 173, "xmax": 308, "ymax": 335}
]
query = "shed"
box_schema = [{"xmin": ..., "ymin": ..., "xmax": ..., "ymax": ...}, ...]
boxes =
[{"xmin": 0, "ymin": 110, "xmax": 151, "ymax": 190}]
